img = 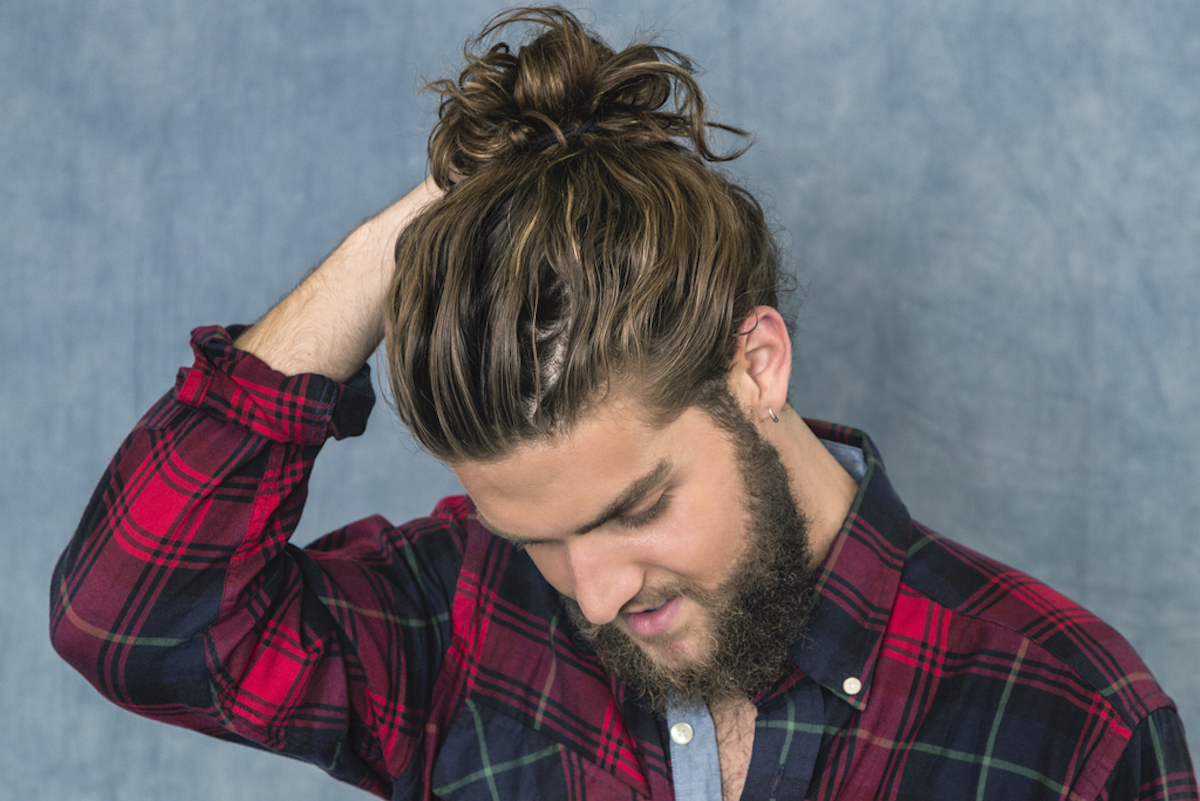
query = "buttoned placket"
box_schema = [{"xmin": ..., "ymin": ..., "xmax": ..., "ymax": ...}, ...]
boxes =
[{"xmin": 666, "ymin": 704, "xmax": 723, "ymax": 800}]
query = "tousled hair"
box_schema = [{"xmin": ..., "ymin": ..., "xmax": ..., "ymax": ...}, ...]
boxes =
[{"xmin": 385, "ymin": 6, "xmax": 786, "ymax": 462}]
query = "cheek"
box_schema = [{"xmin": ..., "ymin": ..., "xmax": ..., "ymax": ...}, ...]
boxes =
[
  {"xmin": 631, "ymin": 518, "xmax": 743, "ymax": 593},
  {"xmin": 672, "ymin": 490, "xmax": 749, "ymax": 570}
]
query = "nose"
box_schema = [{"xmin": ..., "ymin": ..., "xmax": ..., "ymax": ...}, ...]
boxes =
[{"xmin": 565, "ymin": 536, "xmax": 642, "ymax": 626}]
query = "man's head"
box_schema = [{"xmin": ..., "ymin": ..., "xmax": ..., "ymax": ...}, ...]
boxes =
[
  {"xmin": 452, "ymin": 368, "xmax": 817, "ymax": 713},
  {"xmin": 385, "ymin": 6, "xmax": 814, "ymax": 707}
]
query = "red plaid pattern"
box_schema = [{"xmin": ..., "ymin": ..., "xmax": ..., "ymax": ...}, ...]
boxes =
[{"xmin": 51, "ymin": 326, "xmax": 1196, "ymax": 799}]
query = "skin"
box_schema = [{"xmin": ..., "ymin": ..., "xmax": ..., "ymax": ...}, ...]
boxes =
[{"xmin": 234, "ymin": 177, "xmax": 443, "ymax": 381}]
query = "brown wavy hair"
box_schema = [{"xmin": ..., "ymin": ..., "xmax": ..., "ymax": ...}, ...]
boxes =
[{"xmin": 385, "ymin": 6, "xmax": 785, "ymax": 462}]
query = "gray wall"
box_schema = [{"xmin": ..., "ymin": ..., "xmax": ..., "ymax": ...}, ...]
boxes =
[{"xmin": 3, "ymin": 1, "xmax": 1197, "ymax": 798}]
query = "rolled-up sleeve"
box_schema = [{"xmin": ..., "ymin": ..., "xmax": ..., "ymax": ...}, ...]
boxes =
[{"xmin": 49, "ymin": 325, "xmax": 462, "ymax": 798}]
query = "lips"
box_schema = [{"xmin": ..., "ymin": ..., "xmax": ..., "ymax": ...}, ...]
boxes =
[{"xmin": 622, "ymin": 595, "xmax": 683, "ymax": 638}]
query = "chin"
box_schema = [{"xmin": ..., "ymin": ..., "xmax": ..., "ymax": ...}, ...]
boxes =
[{"xmin": 635, "ymin": 628, "xmax": 712, "ymax": 669}]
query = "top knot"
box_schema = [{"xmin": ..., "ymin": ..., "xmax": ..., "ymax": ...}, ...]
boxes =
[
  {"xmin": 424, "ymin": 5, "xmax": 751, "ymax": 187},
  {"xmin": 527, "ymin": 116, "xmax": 597, "ymax": 151}
]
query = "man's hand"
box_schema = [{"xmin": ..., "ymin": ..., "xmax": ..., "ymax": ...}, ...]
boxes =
[{"xmin": 235, "ymin": 176, "xmax": 443, "ymax": 382}]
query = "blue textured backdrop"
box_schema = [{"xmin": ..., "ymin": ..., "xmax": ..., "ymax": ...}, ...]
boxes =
[{"xmin": 3, "ymin": 1, "xmax": 1197, "ymax": 798}]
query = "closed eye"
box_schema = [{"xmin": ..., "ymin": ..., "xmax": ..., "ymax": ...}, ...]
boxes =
[
  {"xmin": 616, "ymin": 491, "xmax": 671, "ymax": 529},
  {"xmin": 504, "ymin": 535, "xmax": 554, "ymax": 552}
]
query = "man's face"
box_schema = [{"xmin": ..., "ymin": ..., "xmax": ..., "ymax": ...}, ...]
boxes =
[{"xmin": 454, "ymin": 389, "xmax": 817, "ymax": 711}]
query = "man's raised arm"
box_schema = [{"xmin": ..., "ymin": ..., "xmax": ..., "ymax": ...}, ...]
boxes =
[
  {"xmin": 50, "ymin": 177, "xmax": 454, "ymax": 797},
  {"xmin": 235, "ymin": 176, "xmax": 442, "ymax": 381}
]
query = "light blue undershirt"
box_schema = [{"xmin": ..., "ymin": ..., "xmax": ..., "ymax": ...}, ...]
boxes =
[
  {"xmin": 822, "ymin": 439, "xmax": 868, "ymax": 483},
  {"xmin": 666, "ymin": 438, "xmax": 867, "ymax": 800}
]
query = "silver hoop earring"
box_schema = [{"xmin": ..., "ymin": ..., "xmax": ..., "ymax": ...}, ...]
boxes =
[{"xmin": 768, "ymin": 406, "xmax": 779, "ymax": 423}]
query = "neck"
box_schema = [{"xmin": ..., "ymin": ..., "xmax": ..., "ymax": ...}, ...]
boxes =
[{"xmin": 767, "ymin": 407, "xmax": 859, "ymax": 566}]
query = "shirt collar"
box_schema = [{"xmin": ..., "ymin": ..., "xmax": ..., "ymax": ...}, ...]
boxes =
[{"xmin": 770, "ymin": 420, "xmax": 915, "ymax": 712}]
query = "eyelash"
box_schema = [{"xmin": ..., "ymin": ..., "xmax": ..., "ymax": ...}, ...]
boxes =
[{"xmin": 617, "ymin": 491, "xmax": 671, "ymax": 529}]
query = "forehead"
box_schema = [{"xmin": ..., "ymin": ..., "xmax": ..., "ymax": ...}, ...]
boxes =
[{"xmin": 452, "ymin": 399, "xmax": 730, "ymax": 541}]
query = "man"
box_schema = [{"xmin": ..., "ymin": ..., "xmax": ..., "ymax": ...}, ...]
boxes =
[{"xmin": 52, "ymin": 7, "xmax": 1195, "ymax": 800}]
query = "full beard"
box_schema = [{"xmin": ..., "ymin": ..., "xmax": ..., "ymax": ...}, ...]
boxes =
[{"xmin": 564, "ymin": 398, "xmax": 818, "ymax": 715}]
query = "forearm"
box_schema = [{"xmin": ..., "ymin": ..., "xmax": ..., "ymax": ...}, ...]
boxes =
[{"xmin": 235, "ymin": 177, "xmax": 442, "ymax": 382}]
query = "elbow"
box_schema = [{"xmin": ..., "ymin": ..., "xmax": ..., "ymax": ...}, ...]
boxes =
[{"xmin": 49, "ymin": 546, "xmax": 100, "ymax": 679}]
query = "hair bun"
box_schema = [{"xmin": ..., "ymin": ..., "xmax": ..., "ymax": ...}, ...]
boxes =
[{"xmin": 425, "ymin": 5, "xmax": 749, "ymax": 186}]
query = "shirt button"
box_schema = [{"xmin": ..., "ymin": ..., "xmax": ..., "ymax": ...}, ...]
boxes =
[
  {"xmin": 670, "ymin": 722, "xmax": 695, "ymax": 745},
  {"xmin": 843, "ymin": 676, "xmax": 863, "ymax": 696}
]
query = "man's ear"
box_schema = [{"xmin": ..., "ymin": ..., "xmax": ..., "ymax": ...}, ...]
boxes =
[{"xmin": 730, "ymin": 306, "xmax": 792, "ymax": 423}]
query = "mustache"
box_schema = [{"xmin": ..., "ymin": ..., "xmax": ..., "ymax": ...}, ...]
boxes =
[
  {"xmin": 567, "ymin": 576, "xmax": 733, "ymax": 628},
  {"xmin": 619, "ymin": 583, "xmax": 710, "ymax": 615}
]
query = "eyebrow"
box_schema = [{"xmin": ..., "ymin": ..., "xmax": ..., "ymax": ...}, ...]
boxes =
[{"xmin": 476, "ymin": 459, "xmax": 673, "ymax": 545}]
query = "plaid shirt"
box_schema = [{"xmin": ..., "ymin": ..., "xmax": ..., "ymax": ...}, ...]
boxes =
[{"xmin": 52, "ymin": 326, "xmax": 1196, "ymax": 800}]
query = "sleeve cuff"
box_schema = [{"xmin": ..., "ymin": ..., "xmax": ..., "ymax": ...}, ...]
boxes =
[{"xmin": 173, "ymin": 325, "xmax": 375, "ymax": 444}]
